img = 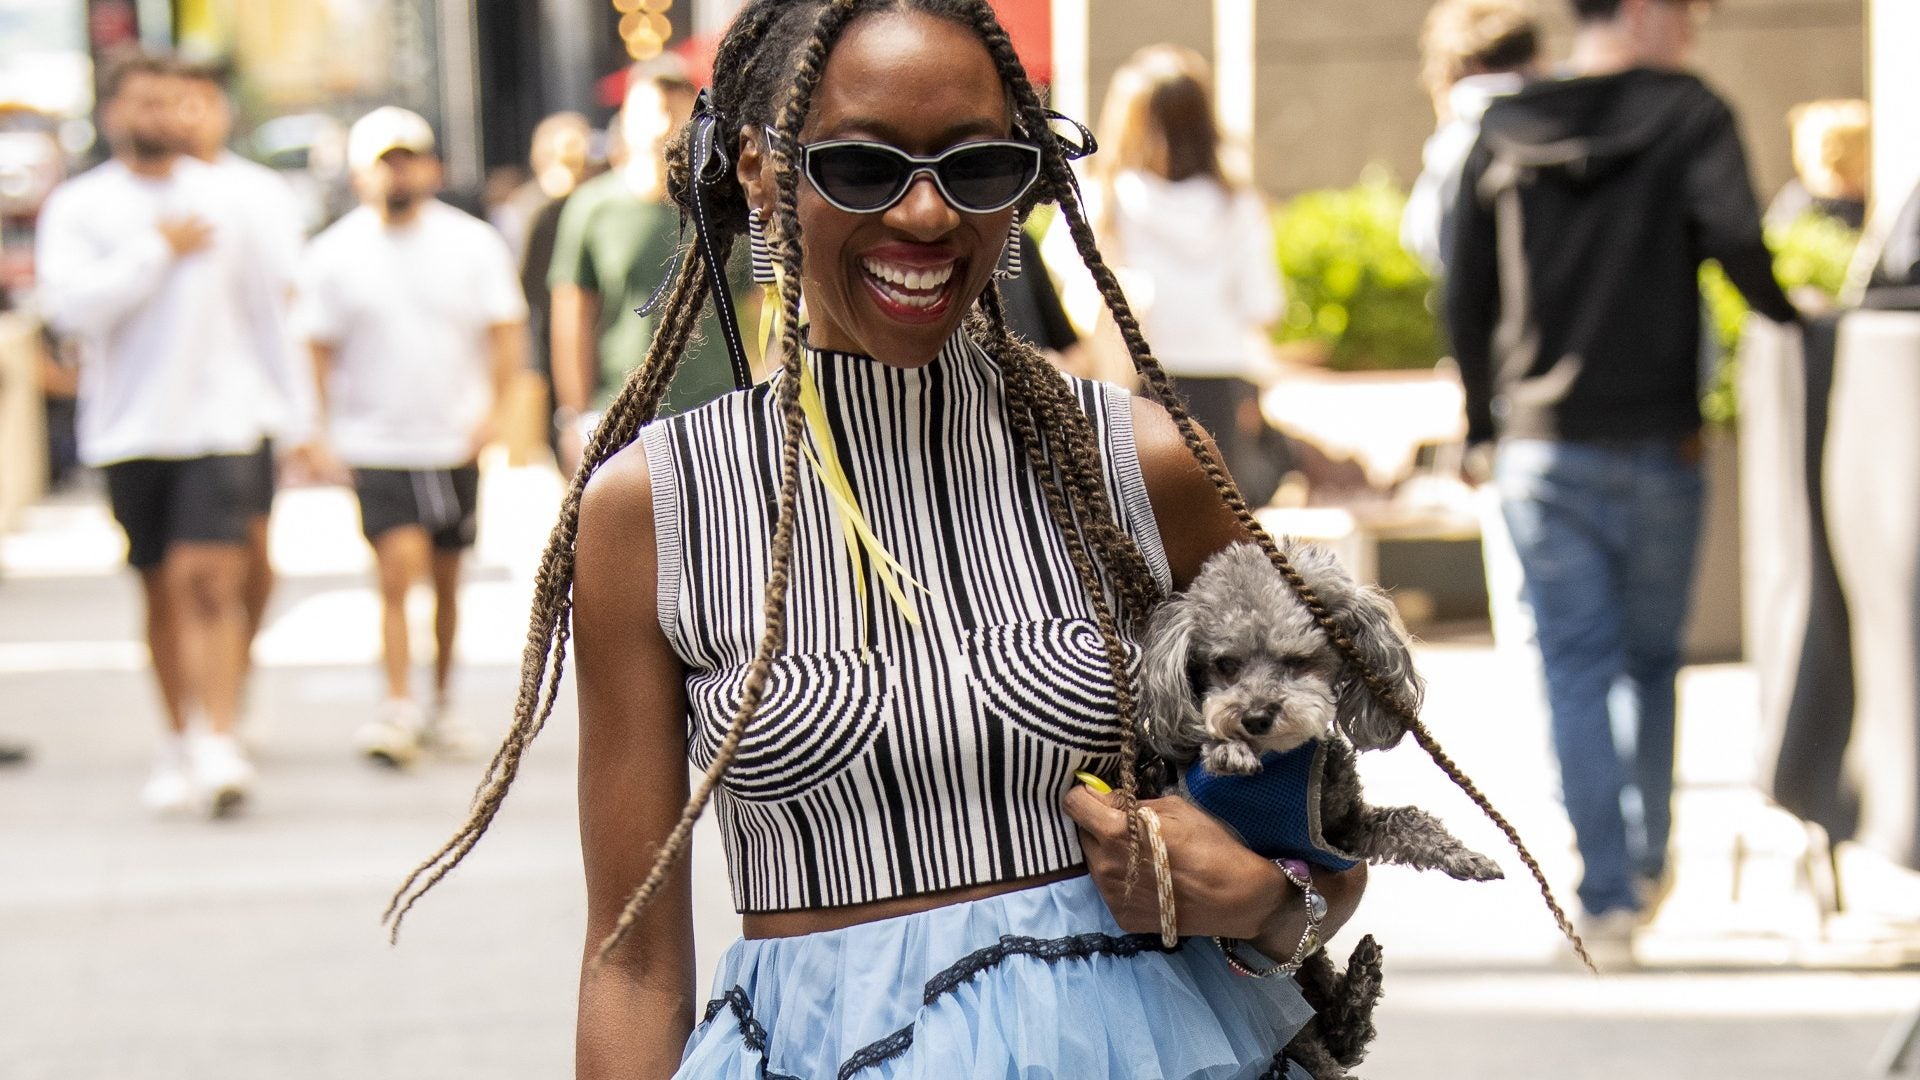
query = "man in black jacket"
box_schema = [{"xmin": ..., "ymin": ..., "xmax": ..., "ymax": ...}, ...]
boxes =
[{"xmin": 1447, "ymin": 0, "xmax": 1798, "ymax": 947}]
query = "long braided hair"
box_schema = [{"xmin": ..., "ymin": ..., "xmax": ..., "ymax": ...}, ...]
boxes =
[{"xmin": 384, "ymin": 0, "xmax": 1588, "ymax": 971}]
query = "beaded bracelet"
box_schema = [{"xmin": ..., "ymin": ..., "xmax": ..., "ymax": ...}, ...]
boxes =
[{"xmin": 1215, "ymin": 858, "xmax": 1324, "ymax": 978}]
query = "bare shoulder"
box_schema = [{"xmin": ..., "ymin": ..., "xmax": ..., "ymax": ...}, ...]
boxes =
[
  {"xmin": 578, "ymin": 441, "xmax": 656, "ymax": 547},
  {"xmin": 1129, "ymin": 394, "xmax": 1251, "ymax": 589}
]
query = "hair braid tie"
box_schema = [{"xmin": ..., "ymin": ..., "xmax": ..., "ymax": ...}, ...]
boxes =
[{"xmin": 1138, "ymin": 805, "xmax": 1179, "ymax": 948}]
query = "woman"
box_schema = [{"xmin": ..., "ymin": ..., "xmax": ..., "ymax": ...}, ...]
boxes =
[
  {"xmin": 1047, "ymin": 44, "xmax": 1284, "ymax": 493},
  {"xmin": 386, "ymin": 2, "xmax": 1367, "ymax": 1076}
]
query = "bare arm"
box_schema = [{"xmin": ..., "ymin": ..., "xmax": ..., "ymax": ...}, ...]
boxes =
[
  {"xmin": 574, "ymin": 443, "xmax": 698, "ymax": 1079},
  {"xmin": 293, "ymin": 340, "xmax": 348, "ymax": 484},
  {"xmin": 550, "ymin": 283, "xmax": 602, "ymax": 418},
  {"xmin": 1130, "ymin": 395, "xmax": 1253, "ymax": 589},
  {"xmin": 471, "ymin": 320, "xmax": 527, "ymax": 459},
  {"xmin": 308, "ymin": 341, "xmax": 335, "ymax": 430}
]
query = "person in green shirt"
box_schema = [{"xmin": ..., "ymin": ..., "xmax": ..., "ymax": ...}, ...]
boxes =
[{"xmin": 548, "ymin": 64, "xmax": 753, "ymax": 473}]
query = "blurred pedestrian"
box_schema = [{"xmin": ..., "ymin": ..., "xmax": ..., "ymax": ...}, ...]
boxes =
[
  {"xmin": 294, "ymin": 107, "xmax": 527, "ymax": 767},
  {"xmin": 1766, "ymin": 99, "xmax": 1870, "ymax": 232},
  {"xmin": 1401, "ymin": 0, "xmax": 1541, "ymax": 276},
  {"xmin": 512, "ymin": 112, "xmax": 594, "ymax": 461},
  {"xmin": 35, "ymin": 51, "xmax": 304, "ymax": 816},
  {"xmin": 495, "ymin": 111, "xmax": 592, "ymax": 264},
  {"xmin": 1448, "ymin": 0, "xmax": 1801, "ymax": 954},
  {"xmin": 175, "ymin": 59, "xmax": 312, "ymax": 728},
  {"xmin": 547, "ymin": 63, "xmax": 743, "ymax": 475},
  {"xmin": 1044, "ymin": 44, "xmax": 1284, "ymax": 491}
]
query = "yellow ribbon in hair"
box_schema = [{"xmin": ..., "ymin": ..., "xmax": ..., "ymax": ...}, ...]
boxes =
[{"xmin": 782, "ymin": 297, "xmax": 931, "ymax": 630}]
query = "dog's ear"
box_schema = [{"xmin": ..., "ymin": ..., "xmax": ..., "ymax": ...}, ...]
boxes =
[
  {"xmin": 1281, "ymin": 539, "xmax": 1423, "ymax": 751},
  {"xmin": 1138, "ymin": 589, "xmax": 1205, "ymax": 760}
]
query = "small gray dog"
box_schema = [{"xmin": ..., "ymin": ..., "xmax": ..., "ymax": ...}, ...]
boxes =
[
  {"xmin": 1140, "ymin": 540, "xmax": 1505, "ymax": 1079},
  {"xmin": 1139, "ymin": 539, "xmax": 1503, "ymax": 883}
]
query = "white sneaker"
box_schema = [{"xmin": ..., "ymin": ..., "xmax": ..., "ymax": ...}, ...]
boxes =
[
  {"xmin": 187, "ymin": 732, "xmax": 255, "ymax": 818},
  {"xmin": 1579, "ymin": 908, "xmax": 1641, "ymax": 972},
  {"xmin": 420, "ymin": 696, "xmax": 486, "ymax": 761},
  {"xmin": 141, "ymin": 743, "xmax": 195, "ymax": 816},
  {"xmin": 355, "ymin": 700, "xmax": 424, "ymax": 769}
]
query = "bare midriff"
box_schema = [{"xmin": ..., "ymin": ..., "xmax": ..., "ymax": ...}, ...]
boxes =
[{"xmin": 742, "ymin": 864, "xmax": 1089, "ymax": 939}]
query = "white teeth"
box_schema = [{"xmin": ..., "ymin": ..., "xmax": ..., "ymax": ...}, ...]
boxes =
[
  {"xmin": 872, "ymin": 281, "xmax": 942, "ymax": 309},
  {"xmin": 860, "ymin": 258, "xmax": 954, "ymax": 292}
]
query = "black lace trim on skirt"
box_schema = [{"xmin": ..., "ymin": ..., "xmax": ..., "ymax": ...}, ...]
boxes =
[
  {"xmin": 697, "ymin": 930, "xmax": 1299, "ymax": 1079},
  {"xmin": 702, "ymin": 988, "xmax": 803, "ymax": 1080}
]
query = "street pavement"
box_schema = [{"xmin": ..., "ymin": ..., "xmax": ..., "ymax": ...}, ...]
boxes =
[{"xmin": 3, "ymin": 464, "xmax": 1918, "ymax": 1080}]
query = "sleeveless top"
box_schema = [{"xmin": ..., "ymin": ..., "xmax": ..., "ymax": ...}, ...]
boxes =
[{"xmin": 638, "ymin": 331, "xmax": 1172, "ymax": 913}]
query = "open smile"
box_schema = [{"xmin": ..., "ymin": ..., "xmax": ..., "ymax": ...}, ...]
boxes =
[{"xmin": 858, "ymin": 255, "xmax": 959, "ymax": 322}]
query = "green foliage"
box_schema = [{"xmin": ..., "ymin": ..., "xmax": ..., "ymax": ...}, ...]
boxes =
[
  {"xmin": 1700, "ymin": 212, "xmax": 1860, "ymax": 425},
  {"xmin": 1270, "ymin": 174, "xmax": 1442, "ymax": 371}
]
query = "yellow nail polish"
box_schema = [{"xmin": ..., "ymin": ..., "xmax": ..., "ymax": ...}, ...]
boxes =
[{"xmin": 1074, "ymin": 771, "xmax": 1112, "ymax": 794}]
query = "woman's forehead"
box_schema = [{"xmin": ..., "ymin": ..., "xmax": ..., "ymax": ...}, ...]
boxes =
[{"xmin": 803, "ymin": 10, "xmax": 1010, "ymax": 147}]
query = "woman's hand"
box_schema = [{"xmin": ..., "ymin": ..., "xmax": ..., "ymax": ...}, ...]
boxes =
[{"xmin": 1063, "ymin": 784, "xmax": 1367, "ymax": 957}]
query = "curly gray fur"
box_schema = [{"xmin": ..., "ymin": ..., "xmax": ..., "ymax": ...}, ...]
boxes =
[
  {"xmin": 1284, "ymin": 934, "xmax": 1386, "ymax": 1079},
  {"xmin": 1140, "ymin": 541, "xmax": 1422, "ymax": 761}
]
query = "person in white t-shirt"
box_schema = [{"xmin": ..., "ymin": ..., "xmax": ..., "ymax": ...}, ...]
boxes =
[
  {"xmin": 295, "ymin": 108, "xmax": 527, "ymax": 767},
  {"xmin": 34, "ymin": 53, "xmax": 304, "ymax": 816},
  {"xmin": 176, "ymin": 59, "xmax": 312, "ymax": 725}
]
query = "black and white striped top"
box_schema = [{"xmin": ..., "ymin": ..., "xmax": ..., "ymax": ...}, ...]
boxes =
[{"xmin": 639, "ymin": 332, "xmax": 1172, "ymax": 913}]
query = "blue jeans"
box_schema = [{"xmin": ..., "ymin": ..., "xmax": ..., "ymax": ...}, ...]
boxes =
[{"xmin": 1496, "ymin": 437, "xmax": 1705, "ymax": 916}]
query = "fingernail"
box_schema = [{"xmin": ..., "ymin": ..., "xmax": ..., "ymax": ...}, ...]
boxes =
[{"xmin": 1074, "ymin": 771, "xmax": 1112, "ymax": 795}]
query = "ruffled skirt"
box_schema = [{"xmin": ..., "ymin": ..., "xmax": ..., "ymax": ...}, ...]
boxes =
[{"xmin": 676, "ymin": 874, "xmax": 1314, "ymax": 1079}]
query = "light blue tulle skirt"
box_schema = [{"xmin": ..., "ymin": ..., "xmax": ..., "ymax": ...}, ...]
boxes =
[{"xmin": 675, "ymin": 874, "xmax": 1315, "ymax": 1079}]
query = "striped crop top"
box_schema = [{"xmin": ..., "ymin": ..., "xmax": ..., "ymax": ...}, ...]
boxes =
[{"xmin": 638, "ymin": 332, "xmax": 1172, "ymax": 913}]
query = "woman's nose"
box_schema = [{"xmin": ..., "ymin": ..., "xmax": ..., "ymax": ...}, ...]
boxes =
[{"xmin": 882, "ymin": 174, "xmax": 961, "ymax": 240}]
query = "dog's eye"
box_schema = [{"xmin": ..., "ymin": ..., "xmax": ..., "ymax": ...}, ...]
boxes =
[{"xmin": 1211, "ymin": 656, "xmax": 1243, "ymax": 679}]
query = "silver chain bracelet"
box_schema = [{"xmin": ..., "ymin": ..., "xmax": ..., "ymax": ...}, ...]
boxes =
[{"xmin": 1215, "ymin": 858, "xmax": 1325, "ymax": 978}]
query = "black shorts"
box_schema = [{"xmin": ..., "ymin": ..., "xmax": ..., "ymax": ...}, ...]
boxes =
[
  {"xmin": 103, "ymin": 445, "xmax": 274, "ymax": 570},
  {"xmin": 245, "ymin": 439, "xmax": 277, "ymax": 518},
  {"xmin": 350, "ymin": 465, "xmax": 480, "ymax": 551}
]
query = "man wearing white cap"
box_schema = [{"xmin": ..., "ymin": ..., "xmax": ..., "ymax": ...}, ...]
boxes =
[{"xmin": 295, "ymin": 107, "xmax": 527, "ymax": 766}]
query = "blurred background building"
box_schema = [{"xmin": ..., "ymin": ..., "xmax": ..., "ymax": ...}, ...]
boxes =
[{"xmin": 0, "ymin": 1, "xmax": 1887, "ymax": 210}]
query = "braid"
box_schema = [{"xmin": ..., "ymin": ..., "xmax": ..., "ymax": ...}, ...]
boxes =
[
  {"xmin": 978, "ymin": 297, "xmax": 1151, "ymax": 886},
  {"xmin": 385, "ymin": 0, "xmax": 838, "ymax": 940},
  {"xmin": 595, "ymin": 0, "xmax": 866, "ymax": 960},
  {"xmin": 384, "ymin": 207, "xmax": 714, "ymax": 935},
  {"xmin": 1019, "ymin": 27, "xmax": 1590, "ymax": 969}
]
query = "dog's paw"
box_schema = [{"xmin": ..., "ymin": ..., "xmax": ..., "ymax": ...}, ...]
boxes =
[
  {"xmin": 1444, "ymin": 849, "xmax": 1506, "ymax": 882},
  {"xmin": 1201, "ymin": 741, "xmax": 1265, "ymax": 776}
]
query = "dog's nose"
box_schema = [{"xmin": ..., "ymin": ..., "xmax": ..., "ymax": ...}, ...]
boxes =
[{"xmin": 1243, "ymin": 710, "xmax": 1275, "ymax": 736}]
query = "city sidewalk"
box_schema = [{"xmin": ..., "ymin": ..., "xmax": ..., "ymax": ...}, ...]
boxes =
[{"xmin": 2, "ymin": 466, "xmax": 1917, "ymax": 1079}]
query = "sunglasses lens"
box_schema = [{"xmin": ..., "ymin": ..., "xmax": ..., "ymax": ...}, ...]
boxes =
[
  {"xmin": 811, "ymin": 144, "xmax": 909, "ymax": 211},
  {"xmin": 939, "ymin": 145, "xmax": 1037, "ymax": 211}
]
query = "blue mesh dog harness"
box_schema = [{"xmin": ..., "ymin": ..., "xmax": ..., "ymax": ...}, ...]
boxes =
[{"xmin": 1178, "ymin": 741, "xmax": 1361, "ymax": 871}]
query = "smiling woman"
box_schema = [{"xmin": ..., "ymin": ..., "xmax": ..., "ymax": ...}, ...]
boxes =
[{"xmin": 380, "ymin": 2, "xmax": 1374, "ymax": 1078}]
